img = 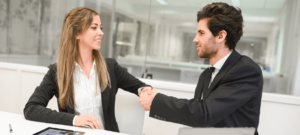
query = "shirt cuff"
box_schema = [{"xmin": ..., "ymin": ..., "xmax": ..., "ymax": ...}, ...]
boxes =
[
  {"xmin": 73, "ymin": 115, "xmax": 77, "ymax": 126},
  {"xmin": 138, "ymin": 87, "xmax": 144, "ymax": 96},
  {"xmin": 138, "ymin": 86, "xmax": 153, "ymax": 95}
]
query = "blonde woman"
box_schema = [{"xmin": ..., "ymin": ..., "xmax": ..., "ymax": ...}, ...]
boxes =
[{"xmin": 24, "ymin": 7, "xmax": 152, "ymax": 132}]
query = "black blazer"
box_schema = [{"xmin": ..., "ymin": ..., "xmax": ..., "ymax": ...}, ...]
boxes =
[
  {"xmin": 150, "ymin": 50, "xmax": 263, "ymax": 135},
  {"xmin": 24, "ymin": 58, "xmax": 149, "ymax": 132}
]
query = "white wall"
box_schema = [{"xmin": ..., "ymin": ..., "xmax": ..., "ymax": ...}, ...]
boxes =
[
  {"xmin": 1, "ymin": 62, "xmax": 300, "ymax": 135},
  {"xmin": 280, "ymin": 0, "xmax": 300, "ymax": 96},
  {"xmin": 0, "ymin": 62, "xmax": 57, "ymax": 114}
]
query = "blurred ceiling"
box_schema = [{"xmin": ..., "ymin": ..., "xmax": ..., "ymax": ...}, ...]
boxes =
[
  {"xmin": 122, "ymin": 0, "xmax": 286, "ymax": 19},
  {"xmin": 92, "ymin": 0, "xmax": 287, "ymax": 38}
]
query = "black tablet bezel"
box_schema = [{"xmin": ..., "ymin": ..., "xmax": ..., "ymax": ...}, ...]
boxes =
[{"xmin": 33, "ymin": 127, "xmax": 76, "ymax": 135}]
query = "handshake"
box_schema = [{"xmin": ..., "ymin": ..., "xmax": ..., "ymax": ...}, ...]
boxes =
[{"xmin": 138, "ymin": 87, "xmax": 158, "ymax": 111}]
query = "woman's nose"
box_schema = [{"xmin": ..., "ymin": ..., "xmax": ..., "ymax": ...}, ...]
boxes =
[{"xmin": 99, "ymin": 30, "xmax": 104, "ymax": 36}]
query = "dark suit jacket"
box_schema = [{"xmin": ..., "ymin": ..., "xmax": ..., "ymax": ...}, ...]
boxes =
[
  {"xmin": 24, "ymin": 58, "xmax": 149, "ymax": 132},
  {"xmin": 150, "ymin": 50, "xmax": 263, "ymax": 135}
]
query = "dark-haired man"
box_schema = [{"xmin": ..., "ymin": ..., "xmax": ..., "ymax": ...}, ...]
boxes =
[{"xmin": 139, "ymin": 2, "xmax": 263, "ymax": 135}]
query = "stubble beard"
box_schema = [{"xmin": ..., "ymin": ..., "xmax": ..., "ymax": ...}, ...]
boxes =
[
  {"xmin": 198, "ymin": 45, "xmax": 217, "ymax": 59},
  {"xmin": 200, "ymin": 50, "xmax": 217, "ymax": 59},
  {"xmin": 198, "ymin": 37, "xmax": 218, "ymax": 59}
]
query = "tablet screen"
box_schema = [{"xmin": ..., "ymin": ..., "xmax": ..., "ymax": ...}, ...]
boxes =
[{"xmin": 33, "ymin": 127, "xmax": 85, "ymax": 135}]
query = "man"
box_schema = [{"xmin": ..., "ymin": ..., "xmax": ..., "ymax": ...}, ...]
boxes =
[{"xmin": 139, "ymin": 2, "xmax": 263, "ymax": 135}]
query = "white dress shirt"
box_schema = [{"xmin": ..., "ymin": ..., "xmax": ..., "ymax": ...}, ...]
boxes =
[
  {"xmin": 201, "ymin": 52, "xmax": 232, "ymax": 99},
  {"xmin": 72, "ymin": 61, "xmax": 105, "ymax": 129},
  {"xmin": 209, "ymin": 52, "xmax": 232, "ymax": 87}
]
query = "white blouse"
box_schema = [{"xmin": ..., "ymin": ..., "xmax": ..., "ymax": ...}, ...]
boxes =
[{"xmin": 72, "ymin": 61, "xmax": 105, "ymax": 129}]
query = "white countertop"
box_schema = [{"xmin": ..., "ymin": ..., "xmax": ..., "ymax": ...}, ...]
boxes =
[{"xmin": 0, "ymin": 111, "xmax": 128, "ymax": 135}]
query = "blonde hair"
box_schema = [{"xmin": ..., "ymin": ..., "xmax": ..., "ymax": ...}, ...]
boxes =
[{"xmin": 57, "ymin": 7, "xmax": 111, "ymax": 109}]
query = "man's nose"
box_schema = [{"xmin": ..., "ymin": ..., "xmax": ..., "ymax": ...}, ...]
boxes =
[{"xmin": 193, "ymin": 36, "xmax": 198, "ymax": 44}]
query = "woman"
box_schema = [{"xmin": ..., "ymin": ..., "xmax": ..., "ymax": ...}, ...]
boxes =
[{"xmin": 24, "ymin": 7, "xmax": 151, "ymax": 132}]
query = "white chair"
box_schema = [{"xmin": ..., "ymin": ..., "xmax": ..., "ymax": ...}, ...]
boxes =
[{"xmin": 115, "ymin": 90, "xmax": 145, "ymax": 135}]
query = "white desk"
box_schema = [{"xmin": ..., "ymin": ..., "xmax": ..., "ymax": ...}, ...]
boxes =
[{"xmin": 0, "ymin": 111, "xmax": 128, "ymax": 135}]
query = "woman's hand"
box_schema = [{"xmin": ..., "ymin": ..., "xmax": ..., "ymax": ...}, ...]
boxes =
[{"xmin": 74, "ymin": 114, "xmax": 101, "ymax": 129}]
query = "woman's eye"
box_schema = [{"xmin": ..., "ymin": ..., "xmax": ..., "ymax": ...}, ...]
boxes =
[
  {"xmin": 91, "ymin": 27, "xmax": 96, "ymax": 29},
  {"xmin": 100, "ymin": 28, "xmax": 103, "ymax": 30}
]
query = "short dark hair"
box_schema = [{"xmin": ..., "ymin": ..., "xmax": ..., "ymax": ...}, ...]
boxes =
[{"xmin": 197, "ymin": 2, "xmax": 243, "ymax": 50}]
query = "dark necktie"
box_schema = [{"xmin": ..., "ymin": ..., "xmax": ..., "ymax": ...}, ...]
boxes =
[{"xmin": 202, "ymin": 67, "xmax": 215, "ymax": 98}]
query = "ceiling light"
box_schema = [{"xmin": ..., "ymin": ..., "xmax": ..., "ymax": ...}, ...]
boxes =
[
  {"xmin": 231, "ymin": 0, "xmax": 240, "ymax": 7},
  {"xmin": 156, "ymin": 0, "xmax": 168, "ymax": 5}
]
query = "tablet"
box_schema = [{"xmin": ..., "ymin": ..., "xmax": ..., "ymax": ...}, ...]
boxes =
[{"xmin": 33, "ymin": 127, "xmax": 85, "ymax": 135}]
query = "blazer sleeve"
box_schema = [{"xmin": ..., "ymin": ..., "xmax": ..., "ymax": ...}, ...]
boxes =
[
  {"xmin": 111, "ymin": 59, "xmax": 150, "ymax": 96},
  {"xmin": 149, "ymin": 63, "xmax": 263, "ymax": 127},
  {"xmin": 23, "ymin": 65, "xmax": 75, "ymax": 125}
]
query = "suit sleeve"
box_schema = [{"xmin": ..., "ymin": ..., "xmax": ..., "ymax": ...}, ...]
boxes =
[
  {"xmin": 23, "ymin": 66, "xmax": 75, "ymax": 125},
  {"xmin": 112, "ymin": 59, "xmax": 150, "ymax": 95},
  {"xmin": 149, "ymin": 64, "xmax": 263, "ymax": 127}
]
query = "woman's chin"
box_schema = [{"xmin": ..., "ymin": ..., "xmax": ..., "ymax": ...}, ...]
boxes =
[{"xmin": 93, "ymin": 45, "xmax": 101, "ymax": 50}]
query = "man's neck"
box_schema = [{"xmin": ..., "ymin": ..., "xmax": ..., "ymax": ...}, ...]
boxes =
[{"xmin": 209, "ymin": 49, "xmax": 233, "ymax": 66}]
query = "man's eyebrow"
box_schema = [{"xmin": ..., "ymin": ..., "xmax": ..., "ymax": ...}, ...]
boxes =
[{"xmin": 198, "ymin": 30, "xmax": 205, "ymax": 33}]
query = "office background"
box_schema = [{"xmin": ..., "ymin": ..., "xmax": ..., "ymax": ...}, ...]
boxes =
[
  {"xmin": 1, "ymin": 0, "xmax": 300, "ymax": 135},
  {"xmin": 0, "ymin": 0, "xmax": 300, "ymax": 96}
]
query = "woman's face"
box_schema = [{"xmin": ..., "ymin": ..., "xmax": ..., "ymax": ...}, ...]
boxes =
[{"xmin": 77, "ymin": 15, "xmax": 104, "ymax": 51}]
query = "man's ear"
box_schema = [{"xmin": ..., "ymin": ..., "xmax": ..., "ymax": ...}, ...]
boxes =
[{"xmin": 217, "ymin": 30, "xmax": 227, "ymax": 42}]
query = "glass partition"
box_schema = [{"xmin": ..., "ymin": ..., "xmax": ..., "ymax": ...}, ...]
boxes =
[
  {"xmin": 114, "ymin": 0, "xmax": 292, "ymax": 95},
  {"xmin": 109, "ymin": 0, "xmax": 153, "ymax": 77},
  {"xmin": 1, "ymin": 0, "xmax": 299, "ymax": 96}
]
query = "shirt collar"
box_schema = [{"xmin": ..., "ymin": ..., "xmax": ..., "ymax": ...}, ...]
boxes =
[
  {"xmin": 92, "ymin": 60, "xmax": 96, "ymax": 67},
  {"xmin": 75, "ymin": 61, "xmax": 80, "ymax": 67},
  {"xmin": 75, "ymin": 60, "xmax": 96, "ymax": 68},
  {"xmin": 211, "ymin": 52, "xmax": 232, "ymax": 70}
]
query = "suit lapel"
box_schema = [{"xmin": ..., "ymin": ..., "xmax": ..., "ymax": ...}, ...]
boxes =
[
  {"xmin": 203, "ymin": 50, "xmax": 241, "ymax": 98},
  {"xmin": 101, "ymin": 86, "xmax": 110, "ymax": 115},
  {"xmin": 194, "ymin": 68, "xmax": 209, "ymax": 100},
  {"xmin": 67, "ymin": 106, "xmax": 75, "ymax": 114},
  {"xmin": 67, "ymin": 89, "xmax": 75, "ymax": 114}
]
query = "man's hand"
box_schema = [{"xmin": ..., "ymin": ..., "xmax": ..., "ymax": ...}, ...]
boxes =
[
  {"xmin": 139, "ymin": 89, "xmax": 157, "ymax": 111},
  {"xmin": 74, "ymin": 114, "xmax": 101, "ymax": 129},
  {"xmin": 139, "ymin": 86, "xmax": 153, "ymax": 95}
]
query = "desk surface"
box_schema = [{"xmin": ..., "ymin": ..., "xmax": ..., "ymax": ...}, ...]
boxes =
[{"xmin": 0, "ymin": 111, "xmax": 128, "ymax": 135}]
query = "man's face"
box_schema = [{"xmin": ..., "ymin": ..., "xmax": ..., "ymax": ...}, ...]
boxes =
[{"xmin": 193, "ymin": 18, "xmax": 219, "ymax": 58}]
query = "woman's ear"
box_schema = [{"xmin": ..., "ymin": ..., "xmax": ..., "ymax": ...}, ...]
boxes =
[{"xmin": 76, "ymin": 33, "xmax": 81, "ymax": 40}]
